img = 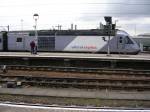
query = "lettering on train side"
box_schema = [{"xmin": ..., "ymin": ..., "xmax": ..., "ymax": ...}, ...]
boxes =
[{"xmin": 72, "ymin": 45, "xmax": 97, "ymax": 49}]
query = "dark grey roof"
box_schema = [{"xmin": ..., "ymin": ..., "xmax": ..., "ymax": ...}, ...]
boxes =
[
  {"xmin": 5, "ymin": 29, "xmax": 117, "ymax": 36},
  {"xmin": 29, "ymin": 29, "xmax": 116, "ymax": 36}
]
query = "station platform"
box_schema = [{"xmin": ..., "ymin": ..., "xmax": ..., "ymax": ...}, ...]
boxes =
[
  {"xmin": 0, "ymin": 52, "xmax": 150, "ymax": 61},
  {"xmin": 0, "ymin": 52, "xmax": 150, "ymax": 69}
]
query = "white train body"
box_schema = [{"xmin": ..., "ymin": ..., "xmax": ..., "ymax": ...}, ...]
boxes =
[
  {"xmin": 0, "ymin": 30, "xmax": 140, "ymax": 54},
  {"xmin": 55, "ymin": 35, "xmax": 108, "ymax": 52}
]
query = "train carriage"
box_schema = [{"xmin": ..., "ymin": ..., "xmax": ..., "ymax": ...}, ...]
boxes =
[{"xmin": 0, "ymin": 29, "xmax": 140, "ymax": 54}]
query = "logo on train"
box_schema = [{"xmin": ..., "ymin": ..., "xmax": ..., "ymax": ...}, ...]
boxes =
[{"xmin": 72, "ymin": 45, "xmax": 97, "ymax": 49}]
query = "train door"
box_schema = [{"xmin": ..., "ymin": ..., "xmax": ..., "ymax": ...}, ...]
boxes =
[
  {"xmin": 16, "ymin": 37, "xmax": 24, "ymax": 50},
  {"xmin": 8, "ymin": 32, "xmax": 25, "ymax": 51},
  {"xmin": 117, "ymin": 36, "xmax": 125, "ymax": 52},
  {"xmin": 2, "ymin": 32, "xmax": 8, "ymax": 51}
]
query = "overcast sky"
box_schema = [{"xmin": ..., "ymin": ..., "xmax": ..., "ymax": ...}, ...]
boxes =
[{"xmin": 0, "ymin": 0, "xmax": 150, "ymax": 35}]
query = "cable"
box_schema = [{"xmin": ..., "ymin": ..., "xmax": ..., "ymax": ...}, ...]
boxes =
[
  {"xmin": 86, "ymin": 2, "xmax": 150, "ymax": 5},
  {"xmin": 0, "ymin": 12, "xmax": 149, "ymax": 18},
  {"xmin": 0, "ymin": 2, "xmax": 150, "ymax": 7}
]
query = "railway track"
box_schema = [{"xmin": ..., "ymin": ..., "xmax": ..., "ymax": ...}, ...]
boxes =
[
  {"xmin": 2, "ymin": 65, "xmax": 150, "ymax": 75},
  {"xmin": 0, "ymin": 75, "xmax": 150, "ymax": 90},
  {"xmin": 0, "ymin": 65, "xmax": 150, "ymax": 91}
]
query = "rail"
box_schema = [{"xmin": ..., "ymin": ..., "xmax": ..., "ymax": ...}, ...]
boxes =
[
  {"xmin": 0, "ymin": 73, "xmax": 150, "ymax": 91},
  {"xmin": 1, "ymin": 65, "xmax": 150, "ymax": 75},
  {"xmin": 0, "ymin": 65, "xmax": 150, "ymax": 91}
]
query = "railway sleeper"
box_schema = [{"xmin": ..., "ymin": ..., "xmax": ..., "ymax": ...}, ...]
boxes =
[
  {"xmin": 1, "ymin": 80, "xmax": 150, "ymax": 91},
  {"xmin": 19, "ymin": 81, "xmax": 150, "ymax": 88},
  {"xmin": 1, "ymin": 77, "xmax": 150, "ymax": 86},
  {"xmin": 2, "ymin": 66, "xmax": 150, "ymax": 77}
]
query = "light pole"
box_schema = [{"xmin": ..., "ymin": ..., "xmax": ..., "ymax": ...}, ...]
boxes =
[
  {"xmin": 107, "ymin": 24, "xmax": 111, "ymax": 56},
  {"xmin": 135, "ymin": 24, "xmax": 137, "ymax": 36},
  {"xmin": 33, "ymin": 13, "xmax": 39, "ymax": 54},
  {"xmin": 104, "ymin": 16, "xmax": 112, "ymax": 56},
  {"xmin": 21, "ymin": 19, "xmax": 23, "ymax": 31}
]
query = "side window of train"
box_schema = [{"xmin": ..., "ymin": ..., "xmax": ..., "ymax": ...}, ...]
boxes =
[
  {"xmin": 126, "ymin": 36, "xmax": 133, "ymax": 44},
  {"xmin": 119, "ymin": 37, "xmax": 122, "ymax": 43},
  {"xmin": 16, "ymin": 37, "xmax": 22, "ymax": 42},
  {"xmin": 0, "ymin": 38, "xmax": 1, "ymax": 43}
]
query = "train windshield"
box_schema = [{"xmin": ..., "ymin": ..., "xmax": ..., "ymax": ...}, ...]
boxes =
[{"xmin": 125, "ymin": 36, "xmax": 134, "ymax": 44}]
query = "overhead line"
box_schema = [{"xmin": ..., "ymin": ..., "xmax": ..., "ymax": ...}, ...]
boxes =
[
  {"xmin": 87, "ymin": 3, "xmax": 150, "ymax": 5},
  {"xmin": 0, "ymin": 2, "xmax": 150, "ymax": 7},
  {"xmin": 0, "ymin": 13, "xmax": 150, "ymax": 18}
]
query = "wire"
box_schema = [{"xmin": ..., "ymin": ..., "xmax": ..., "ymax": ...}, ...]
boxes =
[
  {"xmin": 0, "ymin": 2, "xmax": 150, "ymax": 7},
  {"xmin": 0, "ymin": 12, "xmax": 149, "ymax": 18},
  {"xmin": 86, "ymin": 3, "xmax": 150, "ymax": 5}
]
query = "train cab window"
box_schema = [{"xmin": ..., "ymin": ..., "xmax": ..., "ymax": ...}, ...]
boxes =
[
  {"xmin": 119, "ymin": 37, "xmax": 123, "ymax": 43},
  {"xmin": 125, "ymin": 36, "xmax": 133, "ymax": 44},
  {"xmin": 16, "ymin": 38, "xmax": 22, "ymax": 42}
]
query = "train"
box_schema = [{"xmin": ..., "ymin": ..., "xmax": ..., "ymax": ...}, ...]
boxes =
[{"xmin": 0, "ymin": 29, "xmax": 140, "ymax": 54}]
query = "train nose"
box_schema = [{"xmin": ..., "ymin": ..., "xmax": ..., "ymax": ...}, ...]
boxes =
[
  {"xmin": 133, "ymin": 49, "xmax": 141, "ymax": 54},
  {"xmin": 132, "ymin": 44, "xmax": 141, "ymax": 54}
]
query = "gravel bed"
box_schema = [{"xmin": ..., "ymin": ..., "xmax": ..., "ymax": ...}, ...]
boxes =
[{"xmin": 0, "ymin": 94, "xmax": 150, "ymax": 108}]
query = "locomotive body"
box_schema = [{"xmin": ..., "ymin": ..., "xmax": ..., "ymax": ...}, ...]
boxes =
[{"xmin": 0, "ymin": 29, "xmax": 140, "ymax": 54}]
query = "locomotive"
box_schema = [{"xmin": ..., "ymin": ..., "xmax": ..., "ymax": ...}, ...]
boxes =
[{"xmin": 0, "ymin": 29, "xmax": 140, "ymax": 54}]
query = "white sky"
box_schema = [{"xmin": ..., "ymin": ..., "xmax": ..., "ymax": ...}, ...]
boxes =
[{"xmin": 0, "ymin": 0, "xmax": 150, "ymax": 35}]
